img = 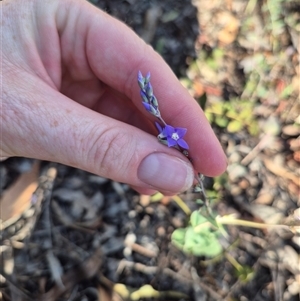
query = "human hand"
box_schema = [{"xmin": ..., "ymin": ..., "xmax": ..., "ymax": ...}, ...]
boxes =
[{"xmin": 2, "ymin": 0, "xmax": 227, "ymax": 195}]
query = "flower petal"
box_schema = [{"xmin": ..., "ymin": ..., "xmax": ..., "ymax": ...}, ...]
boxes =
[
  {"xmin": 177, "ymin": 139, "xmax": 189, "ymax": 150},
  {"xmin": 167, "ymin": 137, "xmax": 177, "ymax": 147},
  {"xmin": 175, "ymin": 127, "xmax": 187, "ymax": 138},
  {"xmin": 155, "ymin": 122, "xmax": 163, "ymax": 133},
  {"xmin": 164, "ymin": 125, "xmax": 175, "ymax": 137}
]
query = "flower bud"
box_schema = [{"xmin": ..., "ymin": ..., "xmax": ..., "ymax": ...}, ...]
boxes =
[
  {"xmin": 151, "ymin": 95, "xmax": 158, "ymax": 107},
  {"xmin": 145, "ymin": 72, "xmax": 151, "ymax": 84},
  {"xmin": 142, "ymin": 102, "xmax": 151, "ymax": 112},
  {"xmin": 146, "ymin": 82, "xmax": 153, "ymax": 98},
  {"xmin": 140, "ymin": 91, "xmax": 149, "ymax": 103}
]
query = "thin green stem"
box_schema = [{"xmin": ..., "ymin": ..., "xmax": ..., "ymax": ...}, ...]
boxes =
[
  {"xmin": 172, "ymin": 195, "xmax": 192, "ymax": 216},
  {"xmin": 216, "ymin": 215, "xmax": 289, "ymax": 229},
  {"xmin": 195, "ymin": 173, "xmax": 214, "ymax": 217},
  {"xmin": 158, "ymin": 116, "xmax": 167, "ymax": 126},
  {"xmin": 225, "ymin": 253, "xmax": 243, "ymax": 272}
]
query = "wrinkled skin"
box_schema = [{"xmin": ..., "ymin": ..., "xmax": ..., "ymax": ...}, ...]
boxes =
[{"xmin": 1, "ymin": 0, "xmax": 227, "ymax": 195}]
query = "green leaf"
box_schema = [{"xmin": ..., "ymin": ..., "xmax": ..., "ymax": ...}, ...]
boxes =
[
  {"xmin": 190, "ymin": 211, "xmax": 208, "ymax": 228},
  {"xmin": 239, "ymin": 106, "xmax": 253, "ymax": 120},
  {"xmin": 185, "ymin": 228, "xmax": 204, "ymax": 251},
  {"xmin": 235, "ymin": 265, "xmax": 255, "ymax": 283},
  {"xmin": 226, "ymin": 109, "xmax": 239, "ymax": 119},
  {"xmin": 248, "ymin": 122, "xmax": 259, "ymax": 136},
  {"xmin": 172, "ymin": 224, "xmax": 223, "ymax": 257},
  {"xmin": 212, "ymin": 48, "xmax": 224, "ymax": 59},
  {"xmin": 256, "ymin": 85, "xmax": 268, "ymax": 98},
  {"xmin": 205, "ymin": 112, "xmax": 213, "ymax": 123},
  {"xmin": 280, "ymin": 84, "xmax": 293, "ymax": 99},
  {"xmin": 206, "ymin": 58, "xmax": 219, "ymax": 70},
  {"xmin": 201, "ymin": 243, "xmax": 222, "ymax": 257},
  {"xmin": 210, "ymin": 102, "xmax": 224, "ymax": 115},
  {"xmin": 196, "ymin": 198, "xmax": 204, "ymax": 205},
  {"xmin": 205, "ymin": 190, "xmax": 219, "ymax": 199},
  {"xmin": 215, "ymin": 116, "xmax": 228, "ymax": 128},
  {"xmin": 191, "ymin": 232, "xmax": 222, "ymax": 257},
  {"xmin": 227, "ymin": 120, "xmax": 243, "ymax": 133},
  {"xmin": 171, "ymin": 228, "xmax": 186, "ymax": 246}
]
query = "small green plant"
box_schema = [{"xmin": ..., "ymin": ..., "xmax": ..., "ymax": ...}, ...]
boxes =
[
  {"xmin": 225, "ymin": 253, "xmax": 255, "ymax": 283},
  {"xmin": 172, "ymin": 208, "xmax": 291, "ymax": 256},
  {"xmin": 172, "ymin": 210, "xmax": 223, "ymax": 257},
  {"xmin": 205, "ymin": 99, "xmax": 259, "ymax": 136}
]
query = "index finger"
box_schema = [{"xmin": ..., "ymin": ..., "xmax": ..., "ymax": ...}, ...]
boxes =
[{"xmin": 57, "ymin": 1, "xmax": 227, "ymax": 176}]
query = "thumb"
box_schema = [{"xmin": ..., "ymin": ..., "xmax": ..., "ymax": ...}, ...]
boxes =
[{"xmin": 3, "ymin": 85, "xmax": 194, "ymax": 195}]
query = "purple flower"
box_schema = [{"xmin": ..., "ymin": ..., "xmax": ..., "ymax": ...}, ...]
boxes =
[
  {"xmin": 138, "ymin": 71, "xmax": 190, "ymax": 156},
  {"xmin": 163, "ymin": 125, "xmax": 189, "ymax": 149}
]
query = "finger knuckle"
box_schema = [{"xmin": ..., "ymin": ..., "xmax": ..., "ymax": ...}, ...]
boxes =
[{"xmin": 86, "ymin": 126, "xmax": 135, "ymax": 177}]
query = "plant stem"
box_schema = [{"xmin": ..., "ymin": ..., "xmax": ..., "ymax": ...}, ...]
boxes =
[
  {"xmin": 172, "ymin": 195, "xmax": 192, "ymax": 215},
  {"xmin": 195, "ymin": 173, "xmax": 214, "ymax": 217},
  {"xmin": 158, "ymin": 116, "xmax": 167, "ymax": 126},
  {"xmin": 216, "ymin": 215, "xmax": 289, "ymax": 229},
  {"xmin": 225, "ymin": 252, "xmax": 243, "ymax": 272}
]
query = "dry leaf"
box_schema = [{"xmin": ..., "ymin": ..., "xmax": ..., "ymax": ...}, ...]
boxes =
[{"xmin": 0, "ymin": 161, "xmax": 39, "ymax": 222}]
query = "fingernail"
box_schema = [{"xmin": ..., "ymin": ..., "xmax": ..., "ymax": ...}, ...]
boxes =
[{"xmin": 138, "ymin": 153, "xmax": 194, "ymax": 193}]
